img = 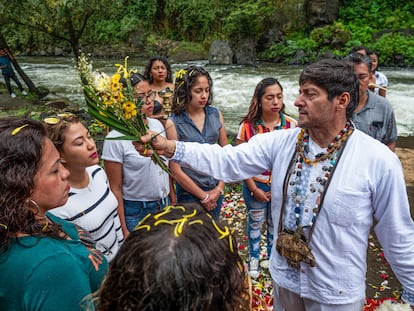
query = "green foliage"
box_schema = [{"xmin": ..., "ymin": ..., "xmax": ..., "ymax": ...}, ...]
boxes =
[
  {"xmin": 310, "ymin": 22, "xmax": 351, "ymax": 48},
  {"xmin": 164, "ymin": 0, "xmax": 218, "ymax": 41},
  {"xmin": 1, "ymin": 0, "xmax": 414, "ymax": 66},
  {"xmin": 372, "ymin": 33, "xmax": 414, "ymax": 66},
  {"xmin": 223, "ymin": 0, "xmax": 273, "ymax": 41},
  {"xmin": 259, "ymin": 37, "xmax": 318, "ymax": 64}
]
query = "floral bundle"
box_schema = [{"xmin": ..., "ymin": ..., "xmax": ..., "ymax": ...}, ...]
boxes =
[{"xmin": 77, "ymin": 53, "xmax": 169, "ymax": 173}]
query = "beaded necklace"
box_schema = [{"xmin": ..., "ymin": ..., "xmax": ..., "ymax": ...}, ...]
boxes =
[
  {"xmin": 290, "ymin": 121, "xmax": 354, "ymax": 228},
  {"xmin": 276, "ymin": 121, "xmax": 354, "ymax": 269}
]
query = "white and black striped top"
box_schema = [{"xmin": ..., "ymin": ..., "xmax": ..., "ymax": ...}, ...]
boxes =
[{"xmin": 49, "ymin": 165, "xmax": 124, "ymax": 261}]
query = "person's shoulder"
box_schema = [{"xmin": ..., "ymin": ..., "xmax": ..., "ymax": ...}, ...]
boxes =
[
  {"xmin": 148, "ymin": 117, "xmax": 164, "ymax": 132},
  {"xmin": 105, "ymin": 129, "xmax": 123, "ymax": 139},
  {"xmin": 205, "ymin": 105, "xmax": 220, "ymax": 114},
  {"xmin": 369, "ymin": 91, "xmax": 392, "ymax": 106},
  {"xmin": 352, "ymin": 129, "xmax": 397, "ymax": 159}
]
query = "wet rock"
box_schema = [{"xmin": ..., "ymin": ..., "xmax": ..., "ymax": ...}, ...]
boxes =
[{"xmin": 209, "ymin": 40, "xmax": 233, "ymax": 65}]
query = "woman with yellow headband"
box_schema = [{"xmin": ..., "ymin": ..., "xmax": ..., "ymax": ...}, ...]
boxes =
[{"xmin": 0, "ymin": 117, "xmax": 108, "ymax": 310}]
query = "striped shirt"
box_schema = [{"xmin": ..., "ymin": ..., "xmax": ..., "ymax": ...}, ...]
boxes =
[{"xmin": 49, "ymin": 165, "xmax": 124, "ymax": 261}]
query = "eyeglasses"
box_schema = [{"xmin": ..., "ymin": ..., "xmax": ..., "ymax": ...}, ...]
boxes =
[
  {"xmin": 136, "ymin": 91, "xmax": 155, "ymax": 102},
  {"xmin": 43, "ymin": 113, "xmax": 77, "ymax": 125}
]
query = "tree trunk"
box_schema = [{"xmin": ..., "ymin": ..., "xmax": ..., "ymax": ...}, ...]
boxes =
[{"xmin": 0, "ymin": 34, "xmax": 45, "ymax": 99}]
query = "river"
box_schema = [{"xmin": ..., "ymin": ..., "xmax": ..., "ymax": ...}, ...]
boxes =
[{"xmin": 16, "ymin": 56, "xmax": 414, "ymax": 136}]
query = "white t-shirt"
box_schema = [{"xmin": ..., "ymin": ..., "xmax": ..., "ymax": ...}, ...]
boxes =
[{"xmin": 101, "ymin": 118, "xmax": 169, "ymax": 201}]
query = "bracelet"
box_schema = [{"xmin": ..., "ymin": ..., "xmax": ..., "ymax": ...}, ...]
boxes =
[
  {"xmin": 215, "ymin": 186, "xmax": 224, "ymax": 195},
  {"xmin": 200, "ymin": 193, "xmax": 210, "ymax": 203}
]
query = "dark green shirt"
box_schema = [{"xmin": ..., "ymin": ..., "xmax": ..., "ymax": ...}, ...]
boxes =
[{"xmin": 0, "ymin": 213, "xmax": 108, "ymax": 310}]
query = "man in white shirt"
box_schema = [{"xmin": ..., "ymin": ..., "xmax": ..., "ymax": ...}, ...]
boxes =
[{"xmin": 137, "ymin": 59, "xmax": 414, "ymax": 311}]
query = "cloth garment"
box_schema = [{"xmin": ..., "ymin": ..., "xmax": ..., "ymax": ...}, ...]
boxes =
[
  {"xmin": 351, "ymin": 91, "xmax": 397, "ymax": 145},
  {"xmin": 374, "ymin": 71, "xmax": 388, "ymax": 94},
  {"xmin": 172, "ymin": 127, "xmax": 414, "ymax": 305},
  {"xmin": 49, "ymin": 165, "xmax": 124, "ymax": 262},
  {"xmin": 123, "ymin": 198, "xmax": 167, "ymax": 231},
  {"xmin": 0, "ymin": 213, "xmax": 108, "ymax": 311},
  {"xmin": 175, "ymin": 183, "xmax": 223, "ymax": 220},
  {"xmin": 0, "ymin": 55, "xmax": 24, "ymax": 95},
  {"xmin": 237, "ymin": 114, "xmax": 297, "ymax": 182},
  {"xmin": 237, "ymin": 114, "xmax": 296, "ymax": 260},
  {"xmin": 171, "ymin": 105, "xmax": 224, "ymax": 213},
  {"xmin": 101, "ymin": 118, "xmax": 170, "ymax": 201},
  {"xmin": 242, "ymin": 181, "xmax": 273, "ymax": 259},
  {"xmin": 277, "ymin": 285, "xmax": 365, "ymax": 311}
]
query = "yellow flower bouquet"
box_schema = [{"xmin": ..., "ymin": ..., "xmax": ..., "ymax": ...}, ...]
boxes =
[{"xmin": 77, "ymin": 53, "xmax": 169, "ymax": 173}]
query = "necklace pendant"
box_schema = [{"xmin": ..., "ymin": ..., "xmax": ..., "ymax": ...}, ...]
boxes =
[{"xmin": 276, "ymin": 227, "xmax": 316, "ymax": 270}]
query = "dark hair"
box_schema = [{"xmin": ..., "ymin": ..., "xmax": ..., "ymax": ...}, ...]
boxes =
[
  {"xmin": 172, "ymin": 66, "xmax": 214, "ymax": 114},
  {"xmin": 0, "ymin": 117, "xmax": 62, "ymax": 252},
  {"xmin": 120, "ymin": 72, "xmax": 146, "ymax": 88},
  {"xmin": 95, "ymin": 204, "xmax": 250, "ymax": 311},
  {"xmin": 43, "ymin": 112, "xmax": 80, "ymax": 153},
  {"xmin": 344, "ymin": 52, "xmax": 373, "ymax": 72},
  {"xmin": 299, "ymin": 59, "xmax": 359, "ymax": 119},
  {"xmin": 144, "ymin": 56, "xmax": 173, "ymax": 84},
  {"xmin": 349, "ymin": 45, "xmax": 369, "ymax": 57},
  {"xmin": 368, "ymin": 50, "xmax": 380, "ymax": 71},
  {"xmin": 240, "ymin": 78, "xmax": 284, "ymax": 131}
]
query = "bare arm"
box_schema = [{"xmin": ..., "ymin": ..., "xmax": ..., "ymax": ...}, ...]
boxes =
[
  {"xmin": 103, "ymin": 160, "xmax": 129, "ymax": 237},
  {"xmin": 165, "ymin": 119, "xmax": 219, "ymax": 210}
]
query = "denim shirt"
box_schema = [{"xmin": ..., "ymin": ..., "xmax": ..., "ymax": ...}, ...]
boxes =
[{"xmin": 171, "ymin": 106, "xmax": 222, "ymax": 190}]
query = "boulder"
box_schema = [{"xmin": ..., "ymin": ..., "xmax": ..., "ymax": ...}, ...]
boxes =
[
  {"xmin": 234, "ymin": 37, "xmax": 256, "ymax": 65},
  {"xmin": 208, "ymin": 41, "xmax": 233, "ymax": 65}
]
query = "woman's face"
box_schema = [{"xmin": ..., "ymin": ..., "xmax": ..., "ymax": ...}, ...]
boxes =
[
  {"xmin": 189, "ymin": 75, "xmax": 210, "ymax": 110},
  {"xmin": 150, "ymin": 60, "xmax": 169, "ymax": 83},
  {"xmin": 369, "ymin": 54, "xmax": 378, "ymax": 71},
  {"xmin": 31, "ymin": 138, "xmax": 70, "ymax": 214},
  {"xmin": 61, "ymin": 122, "xmax": 99, "ymax": 169},
  {"xmin": 260, "ymin": 84, "xmax": 284, "ymax": 116},
  {"xmin": 134, "ymin": 80, "xmax": 154, "ymax": 116}
]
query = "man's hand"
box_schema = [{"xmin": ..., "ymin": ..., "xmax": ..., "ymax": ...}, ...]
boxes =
[{"xmin": 134, "ymin": 130, "xmax": 176, "ymax": 158}]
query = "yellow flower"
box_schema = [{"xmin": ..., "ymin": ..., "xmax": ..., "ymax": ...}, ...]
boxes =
[
  {"xmin": 122, "ymin": 101, "xmax": 137, "ymax": 119},
  {"xmin": 175, "ymin": 69, "xmax": 187, "ymax": 80},
  {"xmin": 115, "ymin": 56, "xmax": 130, "ymax": 79}
]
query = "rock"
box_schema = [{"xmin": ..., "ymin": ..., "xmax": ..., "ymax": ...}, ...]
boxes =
[
  {"xmin": 234, "ymin": 37, "xmax": 257, "ymax": 66},
  {"xmin": 306, "ymin": 0, "xmax": 339, "ymax": 28},
  {"xmin": 208, "ymin": 41, "xmax": 233, "ymax": 65}
]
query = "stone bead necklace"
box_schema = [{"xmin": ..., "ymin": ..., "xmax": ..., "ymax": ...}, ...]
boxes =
[{"xmin": 288, "ymin": 121, "xmax": 354, "ymax": 228}]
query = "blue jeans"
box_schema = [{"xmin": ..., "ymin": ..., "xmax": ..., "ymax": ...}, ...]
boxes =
[
  {"xmin": 176, "ymin": 184, "xmax": 223, "ymax": 220},
  {"xmin": 242, "ymin": 181, "xmax": 273, "ymax": 260},
  {"xmin": 123, "ymin": 198, "xmax": 167, "ymax": 232}
]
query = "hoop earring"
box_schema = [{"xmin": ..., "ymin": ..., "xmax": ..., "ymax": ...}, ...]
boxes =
[{"xmin": 28, "ymin": 198, "xmax": 40, "ymax": 215}]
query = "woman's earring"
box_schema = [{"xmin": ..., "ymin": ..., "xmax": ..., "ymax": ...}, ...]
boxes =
[{"xmin": 28, "ymin": 199, "xmax": 40, "ymax": 215}]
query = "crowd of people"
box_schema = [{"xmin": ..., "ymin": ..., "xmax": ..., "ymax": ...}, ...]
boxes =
[{"xmin": 1, "ymin": 51, "xmax": 413, "ymax": 311}]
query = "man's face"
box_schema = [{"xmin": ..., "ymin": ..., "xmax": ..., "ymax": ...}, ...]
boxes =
[
  {"xmin": 294, "ymin": 82, "xmax": 336, "ymax": 129},
  {"xmin": 353, "ymin": 63, "xmax": 370, "ymax": 97}
]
